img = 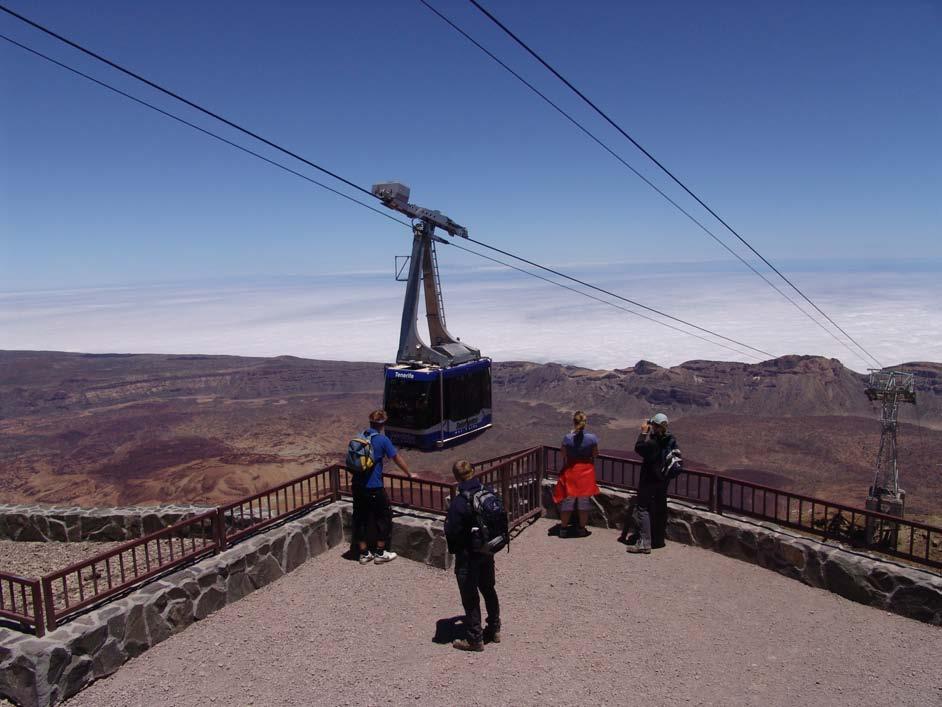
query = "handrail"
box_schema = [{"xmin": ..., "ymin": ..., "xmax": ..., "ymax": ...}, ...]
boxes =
[
  {"xmin": 218, "ymin": 465, "xmax": 336, "ymax": 545},
  {"xmin": 542, "ymin": 445, "xmax": 942, "ymax": 570},
  {"xmin": 4, "ymin": 442, "xmax": 939, "ymax": 637},
  {"xmin": 338, "ymin": 467, "xmax": 456, "ymax": 515},
  {"xmin": 0, "ymin": 570, "xmax": 44, "ymax": 636},
  {"xmin": 41, "ymin": 509, "xmax": 219, "ymax": 630}
]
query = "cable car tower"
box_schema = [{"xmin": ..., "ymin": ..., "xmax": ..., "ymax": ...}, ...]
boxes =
[
  {"xmin": 372, "ymin": 182, "xmax": 492, "ymax": 449},
  {"xmin": 864, "ymin": 369, "xmax": 916, "ymax": 527}
]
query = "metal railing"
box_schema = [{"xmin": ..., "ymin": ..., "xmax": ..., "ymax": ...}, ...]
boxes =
[
  {"xmin": 6, "ymin": 442, "xmax": 939, "ymax": 637},
  {"xmin": 335, "ymin": 448, "xmax": 547, "ymax": 528},
  {"xmin": 20, "ymin": 460, "xmax": 495, "ymax": 633},
  {"xmin": 41, "ymin": 510, "xmax": 219, "ymax": 631},
  {"xmin": 716, "ymin": 476, "xmax": 941, "ymax": 569},
  {"xmin": 472, "ymin": 446, "xmax": 545, "ymax": 529},
  {"xmin": 542, "ymin": 445, "xmax": 942, "ymax": 570},
  {"xmin": 0, "ymin": 571, "xmax": 44, "ymax": 636},
  {"xmin": 337, "ymin": 466, "xmax": 456, "ymax": 515},
  {"xmin": 218, "ymin": 465, "xmax": 338, "ymax": 545}
]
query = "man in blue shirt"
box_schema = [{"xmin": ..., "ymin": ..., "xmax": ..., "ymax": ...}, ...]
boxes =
[{"xmin": 353, "ymin": 409, "xmax": 413, "ymax": 564}]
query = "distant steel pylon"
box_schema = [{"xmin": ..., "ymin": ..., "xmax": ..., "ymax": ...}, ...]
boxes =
[{"xmin": 864, "ymin": 370, "xmax": 916, "ymax": 531}]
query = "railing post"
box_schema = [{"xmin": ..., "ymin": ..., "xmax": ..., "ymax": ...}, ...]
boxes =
[
  {"xmin": 31, "ymin": 580, "xmax": 45, "ymax": 638},
  {"xmin": 214, "ymin": 508, "xmax": 227, "ymax": 553},
  {"xmin": 714, "ymin": 477, "xmax": 723, "ymax": 515},
  {"xmin": 331, "ymin": 465, "xmax": 342, "ymax": 502},
  {"xmin": 41, "ymin": 576, "xmax": 56, "ymax": 633}
]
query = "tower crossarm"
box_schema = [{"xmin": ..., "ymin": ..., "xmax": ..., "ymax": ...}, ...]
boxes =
[
  {"xmin": 372, "ymin": 182, "xmax": 468, "ymax": 238},
  {"xmin": 865, "ymin": 369, "xmax": 916, "ymax": 404}
]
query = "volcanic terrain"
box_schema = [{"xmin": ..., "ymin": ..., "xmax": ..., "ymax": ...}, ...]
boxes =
[{"xmin": 1, "ymin": 351, "xmax": 940, "ymax": 522}]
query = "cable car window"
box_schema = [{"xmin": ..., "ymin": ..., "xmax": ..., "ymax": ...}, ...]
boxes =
[
  {"xmin": 385, "ymin": 378, "xmax": 440, "ymax": 430},
  {"xmin": 443, "ymin": 368, "xmax": 491, "ymax": 421}
]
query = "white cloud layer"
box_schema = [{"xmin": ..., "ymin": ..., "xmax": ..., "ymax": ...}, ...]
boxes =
[{"xmin": 2, "ymin": 265, "xmax": 940, "ymax": 372}]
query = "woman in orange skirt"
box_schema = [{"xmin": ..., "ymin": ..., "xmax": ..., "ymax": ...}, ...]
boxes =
[{"xmin": 553, "ymin": 411, "xmax": 600, "ymax": 538}]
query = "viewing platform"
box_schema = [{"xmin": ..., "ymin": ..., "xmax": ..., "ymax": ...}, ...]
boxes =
[
  {"xmin": 63, "ymin": 519, "xmax": 941, "ymax": 707},
  {"xmin": 2, "ymin": 446, "xmax": 940, "ymax": 706}
]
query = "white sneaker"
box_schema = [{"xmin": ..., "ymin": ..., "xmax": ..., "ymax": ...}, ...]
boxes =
[
  {"xmin": 373, "ymin": 550, "xmax": 397, "ymax": 564},
  {"xmin": 358, "ymin": 551, "xmax": 374, "ymax": 565}
]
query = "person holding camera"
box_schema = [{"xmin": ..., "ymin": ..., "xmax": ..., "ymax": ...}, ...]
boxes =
[
  {"xmin": 444, "ymin": 460, "xmax": 501, "ymax": 652},
  {"xmin": 627, "ymin": 412, "xmax": 681, "ymax": 554}
]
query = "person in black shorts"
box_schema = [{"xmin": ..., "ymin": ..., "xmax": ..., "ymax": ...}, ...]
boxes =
[{"xmin": 352, "ymin": 409, "xmax": 413, "ymax": 564}]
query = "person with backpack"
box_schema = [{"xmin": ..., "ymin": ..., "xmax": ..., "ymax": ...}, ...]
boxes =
[
  {"xmin": 627, "ymin": 412, "xmax": 682, "ymax": 554},
  {"xmin": 552, "ymin": 410, "xmax": 600, "ymax": 538},
  {"xmin": 444, "ymin": 460, "xmax": 505, "ymax": 652},
  {"xmin": 347, "ymin": 409, "xmax": 413, "ymax": 565}
]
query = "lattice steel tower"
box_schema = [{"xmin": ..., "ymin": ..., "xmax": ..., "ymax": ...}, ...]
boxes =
[{"xmin": 864, "ymin": 369, "xmax": 916, "ymax": 519}]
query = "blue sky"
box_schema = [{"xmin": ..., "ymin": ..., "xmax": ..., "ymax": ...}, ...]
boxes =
[{"xmin": 1, "ymin": 1, "xmax": 940, "ymax": 367}]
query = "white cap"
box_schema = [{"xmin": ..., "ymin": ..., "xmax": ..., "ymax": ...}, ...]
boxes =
[{"xmin": 649, "ymin": 413, "xmax": 669, "ymax": 426}]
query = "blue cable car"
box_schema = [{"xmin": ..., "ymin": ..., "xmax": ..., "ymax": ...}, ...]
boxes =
[
  {"xmin": 373, "ymin": 182, "xmax": 493, "ymax": 450},
  {"xmin": 383, "ymin": 359, "xmax": 492, "ymax": 449}
]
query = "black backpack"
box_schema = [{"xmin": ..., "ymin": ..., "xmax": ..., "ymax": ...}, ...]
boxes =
[
  {"xmin": 656, "ymin": 446, "xmax": 683, "ymax": 482},
  {"xmin": 462, "ymin": 486, "xmax": 509, "ymax": 554}
]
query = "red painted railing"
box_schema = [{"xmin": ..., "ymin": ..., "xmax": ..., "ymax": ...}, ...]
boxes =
[
  {"xmin": 716, "ymin": 476, "xmax": 941, "ymax": 569},
  {"xmin": 17, "ymin": 441, "xmax": 937, "ymax": 636},
  {"xmin": 337, "ymin": 467, "xmax": 456, "ymax": 515},
  {"xmin": 41, "ymin": 510, "xmax": 219, "ymax": 631},
  {"xmin": 0, "ymin": 571, "xmax": 44, "ymax": 636},
  {"xmin": 218, "ymin": 465, "xmax": 338, "ymax": 545},
  {"xmin": 472, "ymin": 446, "xmax": 544, "ymax": 529},
  {"xmin": 542, "ymin": 445, "xmax": 942, "ymax": 570},
  {"xmin": 336, "ymin": 447, "xmax": 546, "ymax": 530}
]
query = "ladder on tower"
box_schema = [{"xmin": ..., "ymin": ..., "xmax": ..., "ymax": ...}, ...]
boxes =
[{"xmin": 429, "ymin": 240, "xmax": 448, "ymax": 329}]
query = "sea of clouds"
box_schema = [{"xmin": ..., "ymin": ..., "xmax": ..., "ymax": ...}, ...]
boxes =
[{"xmin": 2, "ymin": 262, "xmax": 940, "ymax": 372}]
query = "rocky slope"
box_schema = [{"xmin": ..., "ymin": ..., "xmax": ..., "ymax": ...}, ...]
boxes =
[
  {"xmin": 493, "ymin": 355, "xmax": 942, "ymax": 423},
  {"xmin": 1, "ymin": 351, "xmax": 940, "ymax": 521}
]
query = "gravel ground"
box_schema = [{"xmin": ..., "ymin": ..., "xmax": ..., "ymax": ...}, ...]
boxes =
[
  {"xmin": 66, "ymin": 520, "xmax": 940, "ymax": 707},
  {"xmin": 0, "ymin": 541, "xmax": 123, "ymax": 579}
]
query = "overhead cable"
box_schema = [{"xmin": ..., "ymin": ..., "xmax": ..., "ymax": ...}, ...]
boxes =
[
  {"xmin": 462, "ymin": 236, "xmax": 772, "ymax": 357},
  {"xmin": 0, "ymin": 3, "xmax": 375, "ymax": 200},
  {"xmin": 0, "ymin": 34, "xmax": 406, "ymax": 229},
  {"xmin": 418, "ymin": 0, "xmax": 870, "ymax": 369},
  {"xmin": 465, "ymin": 0, "xmax": 884, "ymax": 370},
  {"xmin": 1, "ymin": 24, "xmax": 771, "ymax": 360},
  {"xmin": 444, "ymin": 240, "xmax": 764, "ymax": 361}
]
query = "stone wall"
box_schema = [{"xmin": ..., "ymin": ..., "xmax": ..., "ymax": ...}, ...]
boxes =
[
  {"xmin": 0, "ymin": 504, "xmax": 214, "ymax": 542},
  {"xmin": 0, "ymin": 504, "xmax": 344, "ymax": 707},
  {"xmin": 338, "ymin": 506, "xmax": 452, "ymax": 570},
  {"xmin": 542, "ymin": 481, "xmax": 942, "ymax": 625},
  {"xmin": 0, "ymin": 501, "xmax": 450, "ymax": 707}
]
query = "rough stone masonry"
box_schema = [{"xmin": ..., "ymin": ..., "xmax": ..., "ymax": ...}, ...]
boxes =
[
  {"xmin": 0, "ymin": 501, "xmax": 455, "ymax": 707},
  {"xmin": 0, "ymin": 504, "xmax": 213, "ymax": 543},
  {"xmin": 541, "ymin": 481, "xmax": 942, "ymax": 626}
]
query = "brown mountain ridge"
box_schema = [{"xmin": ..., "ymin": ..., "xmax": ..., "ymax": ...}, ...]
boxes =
[{"xmin": 1, "ymin": 351, "xmax": 940, "ymax": 522}]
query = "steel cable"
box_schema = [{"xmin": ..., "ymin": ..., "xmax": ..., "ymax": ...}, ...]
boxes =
[
  {"xmin": 465, "ymin": 0, "xmax": 884, "ymax": 370},
  {"xmin": 1, "ymin": 25, "xmax": 772, "ymax": 360},
  {"xmin": 418, "ymin": 0, "xmax": 870, "ymax": 368}
]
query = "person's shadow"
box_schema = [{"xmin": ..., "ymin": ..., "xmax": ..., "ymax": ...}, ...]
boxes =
[{"xmin": 433, "ymin": 616, "xmax": 467, "ymax": 644}]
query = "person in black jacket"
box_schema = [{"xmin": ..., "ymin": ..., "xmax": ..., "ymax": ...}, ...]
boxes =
[
  {"xmin": 444, "ymin": 460, "xmax": 501, "ymax": 652},
  {"xmin": 628, "ymin": 412, "xmax": 679, "ymax": 554}
]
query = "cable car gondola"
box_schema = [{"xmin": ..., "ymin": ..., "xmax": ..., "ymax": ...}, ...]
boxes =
[{"xmin": 373, "ymin": 182, "xmax": 492, "ymax": 450}]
